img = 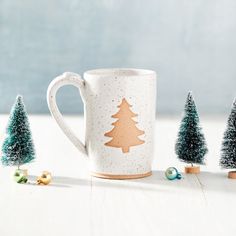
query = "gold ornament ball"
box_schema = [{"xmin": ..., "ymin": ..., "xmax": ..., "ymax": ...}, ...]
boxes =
[{"xmin": 37, "ymin": 171, "xmax": 52, "ymax": 185}]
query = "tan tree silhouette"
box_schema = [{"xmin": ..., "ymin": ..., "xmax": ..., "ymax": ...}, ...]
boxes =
[{"xmin": 104, "ymin": 98, "xmax": 145, "ymax": 153}]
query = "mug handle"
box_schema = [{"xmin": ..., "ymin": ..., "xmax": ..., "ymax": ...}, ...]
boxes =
[{"xmin": 47, "ymin": 72, "xmax": 87, "ymax": 156}]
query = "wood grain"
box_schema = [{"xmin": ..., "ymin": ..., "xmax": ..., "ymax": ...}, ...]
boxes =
[{"xmin": 0, "ymin": 116, "xmax": 235, "ymax": 236}]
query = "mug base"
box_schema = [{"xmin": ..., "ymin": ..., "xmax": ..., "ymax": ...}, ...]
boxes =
[{"xmin": 91, "ymin": 171, "xmax": 152, "ymax": 180}]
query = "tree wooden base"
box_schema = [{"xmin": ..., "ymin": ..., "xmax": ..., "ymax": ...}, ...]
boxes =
[
  {"xmin": 21, "ymin": 169, "xmax": 28, "ymax": 176},
  {"xmin": 185, "ymin": 166, "xmax": 200, "ymax": 174},
  {"xmin": 228, "ymin": 171, "xmax": 236, "ymax": 179},
  {"xmin": 16, "ymin": 169, "xmax": 28, "ymax": 176}
]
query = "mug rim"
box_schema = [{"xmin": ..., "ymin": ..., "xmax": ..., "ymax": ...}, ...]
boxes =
[{"xmin": 84, "ymin": 68, "xmax": 156, "ymax": 78}]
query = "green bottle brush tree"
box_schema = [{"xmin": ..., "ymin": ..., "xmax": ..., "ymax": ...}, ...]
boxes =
[
  {"xmin": 1, "ymin": 95, "xmax": 35, "ymax": 183},
  {"xmin": 220, "ymin": 99, "xmax": 236, "ymax": 179},
  {"xmin": 175, "ymin": 92, "xmax": 208, "ymax": 174}
]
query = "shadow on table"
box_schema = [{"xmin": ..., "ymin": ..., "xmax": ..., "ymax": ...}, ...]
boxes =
[
  {"xmin": 33, "ymin": 171, "xmax": 236, "ymax": 193},
  {"xmin": 194, "ymin": 171, "xmax": 236, "ymax": 193},
  {"xmin": 131, "ymin": 171, "xmax": 236, "ymax": 194},
  {"xmin": 28, "ymin": 175, "xmax": 70, "ymax": 188}
]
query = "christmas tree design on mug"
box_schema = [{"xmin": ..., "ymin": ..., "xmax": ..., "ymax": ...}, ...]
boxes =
[{"xmin": 104, "ymin": 98, "xmax": 145, "ymax": 153}]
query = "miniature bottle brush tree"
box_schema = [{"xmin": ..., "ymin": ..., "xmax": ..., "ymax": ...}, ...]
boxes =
[
  {"xmin": 1, "ymin": 95, "xmax": 35, "ymax": 178},
  {"xmin": 220, "ymin": 99, "xmax": 236, "ymax": 179},
  {"xmin": 175, "ymin": 92, "xmax": 208, "ymax": 174}
]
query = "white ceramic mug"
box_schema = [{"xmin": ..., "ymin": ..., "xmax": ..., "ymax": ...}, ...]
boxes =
[{"xmin": 47, "ymin": 68, "xmax": 156, "ymax": 179}]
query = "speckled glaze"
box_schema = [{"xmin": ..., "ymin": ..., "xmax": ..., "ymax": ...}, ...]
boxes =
[{"xmin": 47, "ymin": 68, "xmax": 157, "ymax": 179}]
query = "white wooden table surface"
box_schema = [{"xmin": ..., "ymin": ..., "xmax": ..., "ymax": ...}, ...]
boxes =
[{"xmin": 0, "ymin": 115, "xmax": 235, "ymax": 236}]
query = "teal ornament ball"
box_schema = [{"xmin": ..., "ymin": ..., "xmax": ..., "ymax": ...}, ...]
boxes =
[{"xmin": 165, "ymin": 167, "xmax": 182, "ymax": 180}]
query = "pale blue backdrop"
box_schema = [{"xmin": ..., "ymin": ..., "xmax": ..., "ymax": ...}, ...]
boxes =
[{"xmin": 1, "ymin": 0, "xmax": 236, "ymax": 114}]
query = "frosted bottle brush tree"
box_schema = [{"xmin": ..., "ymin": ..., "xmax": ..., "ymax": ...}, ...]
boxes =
[
  {"xmin": 1, "ymin": 95, "xmax": 36, "ymax": 170},
  {"xmin": 220, "ymin": 99, "xmax": 236, "ymax": 179},
  {"xmin": 175, "ymin": 92, "xmax": 208, "ymax": 174}
]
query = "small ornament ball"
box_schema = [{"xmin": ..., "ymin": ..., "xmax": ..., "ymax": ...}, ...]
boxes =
[
  {"xmin": 165, "ymin": 167, "xmax": 182, "ymax": 180},
  {"xmin": 37, "ymin": 171, "xmax": 52, "ymax": 185},
  {"xmin": 14, "ymin": 169, "xmax": 28, "ymax": 184}
]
